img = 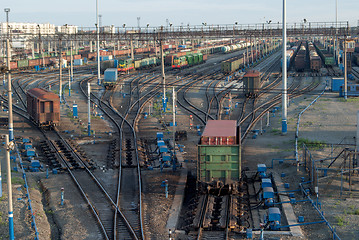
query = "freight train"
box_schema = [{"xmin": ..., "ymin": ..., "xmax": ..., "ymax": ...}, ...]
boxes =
[
  {"xmin": 308, "ymin": 42, "xmax": 321, "ymax": 72},
  {"xmin": 313, "ymin": 42, "xmax": 335, "ymax": 67},
  {"xmin": 221, "ymin": 42, "xmax": 279, "ymax": 75},
  {"xmin": 294, "ymin": 43, "xmax": 307, "ymax": 72},
  {"xmin": 221, "ymin": 42, "xmax": 250, "ymax": 53},
  {"xmin": 172, "ymin": 52, "xmax": 207, "ymax": 69},
  {"xmin": 26, "ymin": 88, "xmax": 60, "ymax": 127}
]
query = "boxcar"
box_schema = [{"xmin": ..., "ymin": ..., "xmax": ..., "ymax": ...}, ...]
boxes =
[
  {"xmin": 310, "ymin": 51, "xmax": 321, "ymax": 72},
  {"xmin": 198, "ymin": 120, "xmax": 241, "ymax": 191},
  {"xmin": 243, "ymin": 70, "xmax": 261, "ymax": 98},
  {"xmin": 27, "ymin": 88, "xmax": 60, "ymax": 126}
]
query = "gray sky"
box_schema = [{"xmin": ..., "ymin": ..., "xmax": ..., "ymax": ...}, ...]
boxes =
[{"xmin": 2, "ymin": 0, "xmax": 358, "ymax": 27}]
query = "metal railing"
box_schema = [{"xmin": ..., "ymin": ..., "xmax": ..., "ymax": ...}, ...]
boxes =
[{"xmin": 0, "ymin": 21, "xmax": 350, "ymax": 42}]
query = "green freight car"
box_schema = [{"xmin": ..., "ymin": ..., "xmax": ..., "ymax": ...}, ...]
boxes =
[
  {"xmin": 221, "ymin": 56, "xmax": 244, "ymax": 74},
  {"xmin": 17, "ymin": 59, "xmax": 29, "ymax": 68},
  {"xmin": 314, "ymin": 42, "xmax": 335, "ymax": 67},
  {"xmin": 197, "ymin": 120, "xmax": 241, "ymax": 192}
]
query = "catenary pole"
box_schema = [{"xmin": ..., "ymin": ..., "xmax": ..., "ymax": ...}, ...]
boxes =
[{"xmin": 282, "ymin": 0, "xmax": 288, "ymax": 135}]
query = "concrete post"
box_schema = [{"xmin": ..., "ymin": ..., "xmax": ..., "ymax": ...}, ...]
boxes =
[
  {"xmin": 59, "ymin": 39, "xmax": 63, "ymax": 103},
  {"xmin": 88, "ymin": 82, "xmax": 91, "ymax": 136},
  {"xmin": 5, "ymin": 135, "xmax": 14, "ymax": 240},
  {"xmin": 160, "ymin": 40, "xmax": 167, "ymax": 112},
  {"xmin": 172, "ymin": 87, "xmax": 176, "ymax": 156},
  {"xmin": 69, "ymin": 42, "xmax": 73, "ymax": 96},
  {"xmin": 96, "ymin": 0, "xmax": 101, "ymax": 86},
  {"xmin": 281, "ymin": 0, "xmax": 288, "ymax": 135},
  {"xmin": 130, "ymin": 36, "xmax": 134, "ymax": 60},
  {"xmin": 61, "ymin": 188, "xmax": 64, "ymax": 205},
  {"xmin": 344, "ymin": 38, "xmax": 347, "ymax": 100},
  {"xmin": 6, "ymin": 39, "xmax": 14, "ymax": 141}
]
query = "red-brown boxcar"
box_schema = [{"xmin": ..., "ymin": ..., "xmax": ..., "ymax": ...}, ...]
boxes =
[
  {"xmin": 27, "ymin": 88, "xmax": 60, "ymax": 126},
  {"xmin": 29, "ymin": 59, "xmax": 40, "ymax": 67},
  {"xmin": 10, "ymin": 61, "xmax": 18, "ymax": 70},
  {"xmin": 40, "ymin": 57, "xmax": 51, "ymax": 66}
]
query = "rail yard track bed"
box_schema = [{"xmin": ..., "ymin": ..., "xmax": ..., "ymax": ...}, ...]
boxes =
[{"xmin": 2, "ymin": 41, "xmax": 359, "ymax": 240}]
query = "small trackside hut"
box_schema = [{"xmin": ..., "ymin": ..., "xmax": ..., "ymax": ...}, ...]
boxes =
[
  {"xmin": 197, "ymin": 120, "xmax": 241, "ymax": 194},
  {"xmin": 27, "ymin": 88, "xmax": 60, "ymax": 127}
]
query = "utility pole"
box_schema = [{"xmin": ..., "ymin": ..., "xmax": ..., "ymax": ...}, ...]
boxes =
[
  {"xmin": 88, "ymin": 82, "xmax": 91, "ymax": 136},
  {"xmin": 5, "ymin": 134, "xmax": 15, "ymax": 240},
  {"xmin": 5, "ymin": 8, "xmax": 14, "ymax": 141},
  {"xmin": 282, "ymin": 0, "xmax": 288, "ymax": 135},
  {"xmin": 344, "ymin": 37, "xmax": 347, "ymax": 100},
  {"xmin": 335, "ymin": 0, "xmax": 339, "ymax": 65},
  {"xmin": 160, "ymin": 36, "xmax": 167, "ymax": 112},
  {"xmin": 96, "ymin": 0, "xmax": 101, "ymax": 85},
  {"xmin": 59, "ymin": 38, "xmax": 63, "ymax": 103},
  {"xmin": 172, "ymin": 87, "xmax": 176, "ymax": 153},
  {"xmin": 70, "ymin": 41, "xmax": 73, "ymax": 96},
  {"xmin": 38, "ymin": 25, "xmax": 45, "ymax": 67}
]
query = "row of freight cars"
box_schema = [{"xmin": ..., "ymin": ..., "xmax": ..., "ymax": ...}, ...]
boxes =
[
  {"xmin": 294, "ymin": 41, "xmax": 336, "ymax": 72},
  {"xmin": 221, "ymin": 42, "xmax": 279, "ymax": 74},
  {"xmin": 100, "ymin": 51, "xmax": 208, "ymax": 73},
  {"xmin": 221, "ymin": 42, "xmax": 251, "ymax": 53},
  {"xmin": 294, "ymin": 42, "xmax": 307, "ymax": 71},
  {"xmin": 308, "ymin": 42, "xmax": 321, "ymax": 72},
  {"xmin": 6, "ymin": 41, "xmax": 248, "ymax": 72},
  {"xmin": 172, "ymin": 53, "xmax": 207, "ymax": 69},
  {"xmin": 6, "ymin": 54, "xmax": 83, "ymax": 70}
]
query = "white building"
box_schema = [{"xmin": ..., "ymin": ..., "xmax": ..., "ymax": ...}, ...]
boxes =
[
  {"xmin": 100, "ymin": 25, "xmax": 115, "ymax": 34},
  {"xmin": 56, "ymin": 25, "xmax": 78, "ymax": 34},
  {"xmin": 0, "ymin": 22, "xmax": 56, "ymax": 35}
]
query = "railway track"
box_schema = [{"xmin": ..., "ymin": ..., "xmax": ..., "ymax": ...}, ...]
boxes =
[{"xmin": 79, "ymin": 76, "xmax": 145, "ymax": 240}]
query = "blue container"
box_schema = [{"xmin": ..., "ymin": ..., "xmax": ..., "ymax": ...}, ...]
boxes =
[
  {"xmin": 246, "ymin": 229, "xmax": 253, "ymax": 239},
  {"xmin": 162, "ymin": 153, "xmax": 171, "ymax": 161},
  {"xmin": 157, "ymin": 140, "xmax": 165, "ymax": 147},
  {"xmin": 73, "ymin": 104, "xmax": 78, "ymax": 118},
  {"xmin": 30, "ymin": 160, "xmax": 41, "ymax": 168},
  {"xmin": 24, "ymin": 143, "xmax": 32, "ymax": 150},
  {"xmin": 268, "ymin": 207, "xmax": 281, "ymax": 222},
  {"xmin": 298, "ymin": 216, "xmax": 304, "ymax": 223},
  {"xmin": 83, "ymin": 57, "xmax": 88, "ymax": 63},
  {"xmin": 159, "ymin": 146, "xmax": 168, "ymax": 153},
  {"xmin": 100, "ymin": 56, "xmax": 110, "ymax": 61},
  {"xmin": 74, "ymin": 59, "xmax": 83, "ymax": 66},
  {"xmin": 263, "ymin": 187, "xmax": 274, "ymax": 199},
  {"xmin": 114, "ymin": 59, "xmax": 118, "ymax": 68},
  {"xmin": 157, "ymin": 132, "xmax": 164, "ymax": 139},
  {"xmin": 257, "ymin": 164, "xmax": 266, "ymax": 173},
  {"xmin": 26, "ymin": 148, "xmax": 35, "ymax": 157},
  {"xmin": 34, "ymin": 65, "xmax": 40, "ymax": 71},
  {"xmin": 104, "ymin": 68, "xmax": 118, "ymax": 83},
  {"xmin": 22, "ymin": 138, "xmax": 30, "ymax": 143},
  {"xmin": 331, "ymin": 78, "xmax": 344, "ymax": 92},
  {"xmin": 262, "ymin": 178, "xmax": 272, "ymax": 188}
]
